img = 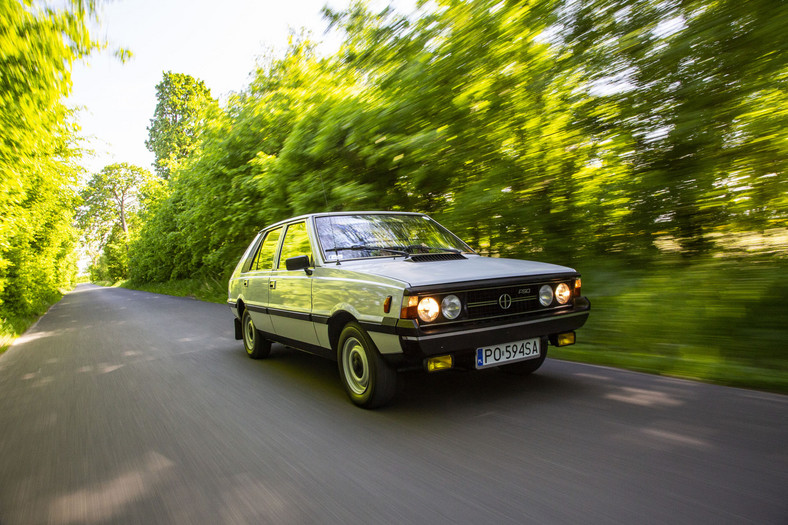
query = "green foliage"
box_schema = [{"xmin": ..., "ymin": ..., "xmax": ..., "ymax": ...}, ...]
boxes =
[
  {"xmin": 146, "ymin": 71, "xmax": 217, "ymax": 180},
  {"xmin": 551, "ymin": 257, "xmax": 788, "ymax": 393},
  {"xmin": 561, "ymin": 0, "xmax": 788, "ymax": 256},
  {"xmin": 1, "ymin": 0, "xmax": 97, "ymax": 332},
  {"xmin": 124, "ymin": 0, "xmax": 786, "ymax": 388},
  {"xmin": 78, "ymin": 163, "xmax": 157, "ymax": 242},
  {"xmin": 129, "ymin": 0, "xmax": 786, "ymax": 276},
  {"xmin": 88, "ymin": 225, "xmax": 129, "ymax": 282}
]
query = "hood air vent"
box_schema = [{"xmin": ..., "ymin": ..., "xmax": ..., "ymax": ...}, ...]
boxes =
[{"xmin": 406, "ymin": 253, "xmax": 467, "ymax": 263}]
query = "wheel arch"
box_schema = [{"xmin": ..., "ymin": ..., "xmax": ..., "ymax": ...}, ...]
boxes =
[
  {"xmin": 235, "ymin": 298, "xmax": 246, "ymax": 316},
  {"xmin": 328, "ymin": 310, "xmax": 358, "ymax": 354},
  {"xmin": 233, "ymin": 298, "xmax": 247, "ymax": 340}
]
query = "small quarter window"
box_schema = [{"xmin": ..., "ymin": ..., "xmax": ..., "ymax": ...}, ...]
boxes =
[
  {"xmin": 253, "ymin": 228, "xmax": 282, "ymax": 271},
  {"xmin": 277, "ymin": 222, "xmax": 312, "ymax": 269}
]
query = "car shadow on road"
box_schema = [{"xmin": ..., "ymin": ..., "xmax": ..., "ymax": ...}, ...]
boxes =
[
  {"xmin": 392, "ymin": 361, "xmax": 589, "ymax": 412},
  {"xmin": 238, "ymin": 343, "xmax": 592, "ymax": 414}
]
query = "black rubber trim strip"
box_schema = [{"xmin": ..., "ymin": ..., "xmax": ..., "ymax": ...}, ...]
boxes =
[
  {"xmin": 267, "ymin": 308, "xmax": 311, "ymax": 322},
  {"xmin": 359, "ymin": 321, "xmax": 395, "ymax": 335},
  {"xmin": 246, "ymin": 304, "xmax": 268, "ymax": 314},
  {"xmin": 312, "ymin": 314, "xmax": 330, "ymax": 325}
]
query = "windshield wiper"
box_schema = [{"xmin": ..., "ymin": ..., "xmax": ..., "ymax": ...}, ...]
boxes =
[{"xmin": 326, "ymin": 245, "xmax": 410, "ymax": 257}]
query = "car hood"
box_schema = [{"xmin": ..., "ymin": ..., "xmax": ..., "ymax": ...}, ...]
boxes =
[{"xmin": 339, "ymin": 255, "xmax": 577, "ymax": 288}]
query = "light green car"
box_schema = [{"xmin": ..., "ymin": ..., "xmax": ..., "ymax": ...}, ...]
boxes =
[{"xmin": 228, "ymin": 212, "xmax": 590, "ymax": 408}]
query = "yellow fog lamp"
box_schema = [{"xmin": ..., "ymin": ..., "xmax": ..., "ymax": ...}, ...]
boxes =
[
  {"xmin": 426, "ymin": 355, "xmax": 454, "ymax": 372},
  {"xmin": 551, "ymin": 332, "xmax": 576, "ymax": 347}
]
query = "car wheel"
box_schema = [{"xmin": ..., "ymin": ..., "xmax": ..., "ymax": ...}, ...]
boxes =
[
  {"xmin": 242, "ymin": 309, "xmax": 271, "ymax": 359},
  {"xmin": 337, "ymin": 322, "xmax": 397, "ymax": 408},
  {"xmin": 499, "ymin": 347, "xmax": 547, "ymax": 375}
]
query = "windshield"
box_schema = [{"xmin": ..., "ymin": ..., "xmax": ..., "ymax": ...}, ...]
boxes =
[{"xmin": 315, "ymin": 214, "xmax": 474, "ymax": 261}]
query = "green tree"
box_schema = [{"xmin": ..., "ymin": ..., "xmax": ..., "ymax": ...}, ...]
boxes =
[
  {"xmin": 561, "ymin": 0, "xmax": 788, "ymax": 256},
  {"xmin": 129, "ymin": 0, "xmax": 787, "ymax": 289},
  {"xmin": 1, "ymin": 0, "xmax": 97, "ymax": 332},
  {"xmin": 78, "ymin": 163, "xmax": 158, "ymax": 276},
  {"xmin": 145, "ymin": 71, "xmax": 216, "ymax": 180}
]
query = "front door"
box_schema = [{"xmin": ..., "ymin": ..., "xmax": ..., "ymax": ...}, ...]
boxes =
[{"xmin": 268, "ymin": 221, "xmax": 319, "ymax": 346}]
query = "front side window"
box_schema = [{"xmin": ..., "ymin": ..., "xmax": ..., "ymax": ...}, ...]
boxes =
[
  {"xmin": 253, "ymin": 227, "xmax": 282, "ymax": 271},
  {"xmin": 315, "ymin": 214, "xmax": 474, "ymax": 261},
  {"xmin": 277, "ymin": 222, "xmax": 312, "ymax": 269}
]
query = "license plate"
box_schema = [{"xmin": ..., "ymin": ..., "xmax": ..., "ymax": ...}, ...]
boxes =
[{"xmin": 476, "ymin": 338, "xmax": 541, "ymax": 369}]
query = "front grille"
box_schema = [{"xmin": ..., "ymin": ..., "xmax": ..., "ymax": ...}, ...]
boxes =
[{"xmin": 466, "ymin": 285, "xmax": 539, "ymax": 319}]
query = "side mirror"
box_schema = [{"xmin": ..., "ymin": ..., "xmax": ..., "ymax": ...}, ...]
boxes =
[{"xmin": 285, "ymin": 254, "xmax": 312, "ymax": 274}]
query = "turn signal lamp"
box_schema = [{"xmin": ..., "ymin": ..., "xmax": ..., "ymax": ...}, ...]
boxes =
[
  {"xmin": 426, "ymin": 355, "xmax": 453, "ymax": 372},
  {"xmin": 383, "ymin": 296, "xmax": 392, "ymax": 314},
  {"xmin": 574, "ymin": 278, "xmax": 582, "ymax": 297},
  {"xmin": 401, "ymin": 296, "xmax": 419, "ymax": 319}
]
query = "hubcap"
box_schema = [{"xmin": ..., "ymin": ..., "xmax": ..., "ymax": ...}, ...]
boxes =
[
  {"xmin": 244, "ymin": 315, "xmax": 255, "ymax": 352},
  {"xmin": 342, "ymin": 337, "xmax": 369, "ymax": 395}
]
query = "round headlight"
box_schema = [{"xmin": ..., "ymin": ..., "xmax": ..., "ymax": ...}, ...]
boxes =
[
  {"xmin": 555, "ymin": 283, "xmax": 572, "ymax": 305},
  {"xmin": 539, "ymin": 285, "xmax": 554, "ymax": 307},
  {"xmin": 441, "ymin": 295, "xmax": 462, "ymax": 320},
  {"xmin": 417, "ymin": 297, "xmax": 440, "ymax": 322}
]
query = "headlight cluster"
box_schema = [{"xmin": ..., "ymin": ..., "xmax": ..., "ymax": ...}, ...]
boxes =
[
  {"xmin": 404, "ymin": 294, "xmax": 463, "ymax": 323},
  {"xmin": 402, "ymin": 280, "xmax": 578, "ymax": 323},
  {"xmin": 540, "ymin": 283, "xmax": 573, "ymax": 307}
]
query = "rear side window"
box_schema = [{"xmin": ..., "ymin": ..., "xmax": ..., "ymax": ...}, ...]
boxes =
[
  {"xmin": 277, "ymin": 222, "xmax": 312, "ymax": 269},
  {"xmin": 253, "ymin": 228, "xmax": 282, "ymax": 271}
]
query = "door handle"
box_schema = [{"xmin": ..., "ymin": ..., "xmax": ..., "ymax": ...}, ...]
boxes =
[
  {"xmin": 269, "ymin": 280, "xmax": 276, "ymax": 290},
  {"xmin": 243, "ymin": 279, "xmax": 248, "ymax": 287}
]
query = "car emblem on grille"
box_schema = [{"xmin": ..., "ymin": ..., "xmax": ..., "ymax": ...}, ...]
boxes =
[{"xmin": 498, "ymin": 293, "xmax": 512, "ymax": 310}]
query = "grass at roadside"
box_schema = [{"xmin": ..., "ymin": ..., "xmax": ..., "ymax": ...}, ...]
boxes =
[
  {"xmin": 550, "ymin": 257, "xmax": 788, "ymax": 394},
  {"xmin": 115, "ymin": 278, "xmax": 227, "ymax": 304},
  {"xmin": 0, "ymin": 290, "xmax": 65, "ymax": 355}
]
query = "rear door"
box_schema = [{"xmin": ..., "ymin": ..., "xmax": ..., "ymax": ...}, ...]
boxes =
[
  {"xmin": 244, "ymin": 227, "xmax": 282, "ymax": 335},
  {"xmin": 268, "ymin": 221, "xmax": 319, "ymax": 346}
]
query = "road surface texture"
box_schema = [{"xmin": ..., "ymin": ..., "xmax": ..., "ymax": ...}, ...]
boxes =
[{"xmin": 1, "ymin": 284, "xmax": 786, "ymax": 524}]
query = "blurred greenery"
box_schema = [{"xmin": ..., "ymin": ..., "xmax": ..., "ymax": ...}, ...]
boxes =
[
  {"xmin": 128, "ymin": 0, "xmax": 786, "ymax": 390},
  {"xmin": 2, "ymin": 1, "xmax": 786, "ymax": 388},
  {"xmin": 1, "ymin": 0, "xmax": 98, "ymax": 347},
  {"xmin": 551, "ymin": 257, "xmax": 788, "ymax": 393}
]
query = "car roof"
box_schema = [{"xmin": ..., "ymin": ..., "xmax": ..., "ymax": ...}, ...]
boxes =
[{"xmin": 259, "ymin": 211, "xmax": 428, "ymax": 232}]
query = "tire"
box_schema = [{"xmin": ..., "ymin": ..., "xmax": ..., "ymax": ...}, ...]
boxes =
[
  {"xmin": 337, "ymin": 322, "xmax": 397, "ymax": 408},
  {"xmin": 499, "ymin": 345, "xmax": 548, "ymax": 375},
  {"xmin": 242, "ymin": 309, "xmax": 271, "ymax": 359}
]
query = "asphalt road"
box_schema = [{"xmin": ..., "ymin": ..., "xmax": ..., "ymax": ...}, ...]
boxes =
[{"xmin": 0, "ymin": 284, "xmax": 786, "ymax": 524}]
